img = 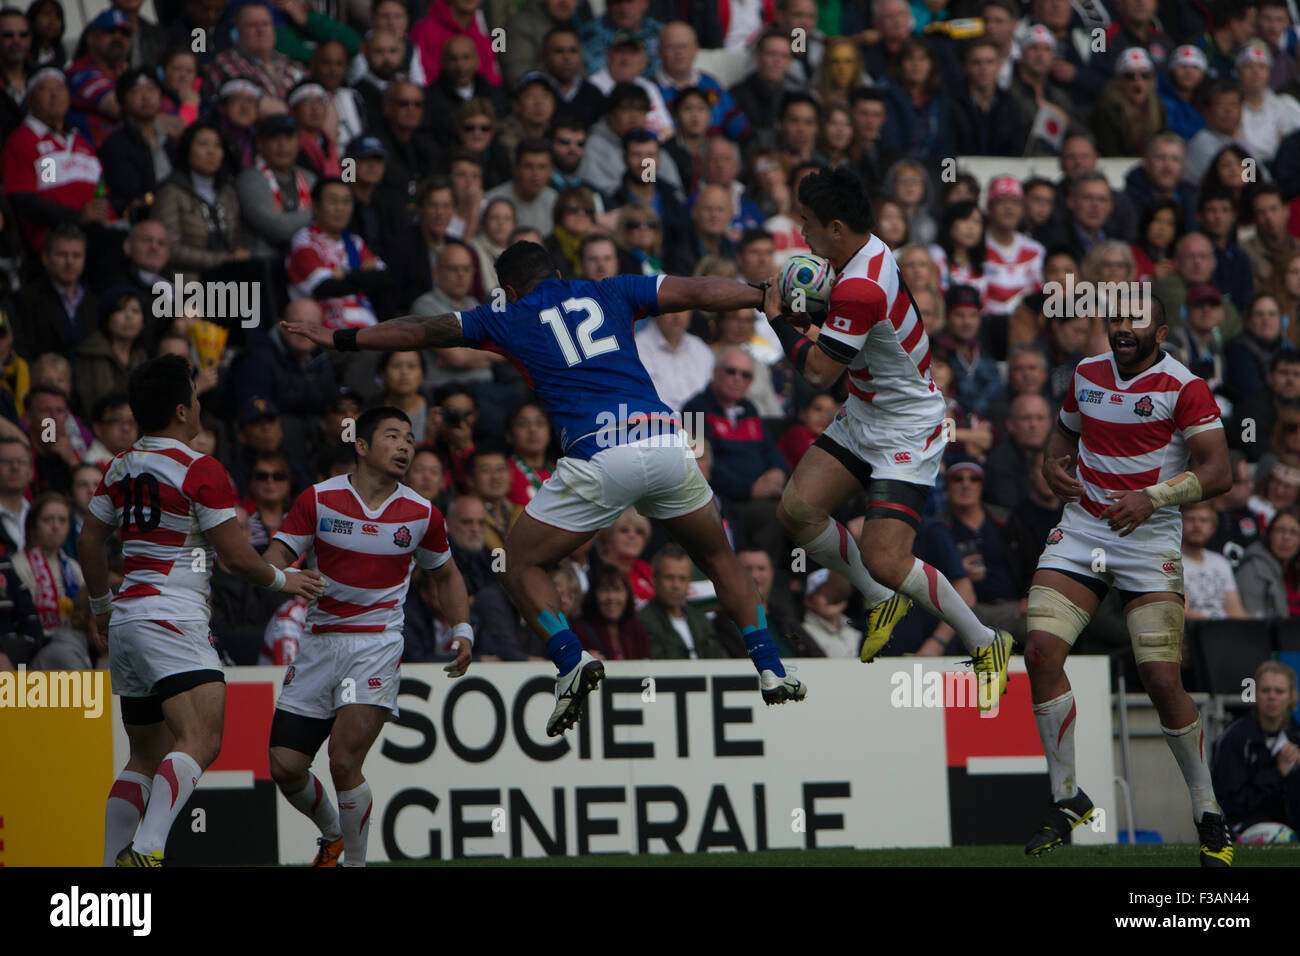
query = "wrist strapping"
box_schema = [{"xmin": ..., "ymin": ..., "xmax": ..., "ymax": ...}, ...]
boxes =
[
  {"xmin": 451, "ymin": 622, "xmax": 475, "ymax": 648},
  {"xmin": 747, "ymin": 281, "xmax": 769, "ymax": 310},
  {"xmin": 268, "ymin": 566, "xmax": 287, "ymax": 591},
  {"xmin": 89, "ymin": 592, "xmax": 112, "ymax": 615},
  {"xmin": 1144, "ymin": 471, "xmax": 1203, "ymax": 508},
  {"xmin": 769, "ymin": 313, "xmax": 814, "ymax": 374},
  {"xmin": 333, "ymin": 328, "xmax": 359, "ymax": 351}
]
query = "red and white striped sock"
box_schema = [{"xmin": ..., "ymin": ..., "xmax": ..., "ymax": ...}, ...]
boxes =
[
  {"xmin": 898, "ymin": 558, "xmax": 995, "ymax": 651},
  {"xmin": 133, "ymin": 751, "xmax": 202, "ymax": 856},
  {"xmin": 286, "ymin": 773, "xmax": 342, "ymax": 841},
  {"xmin": 337, "ymin": 782, "xmax": 372, "ymax": 867},
  {"xmin": 104, "ymin": 770, "xmax": 152, "ymax": 866},
  {"xmin": 1033, "ymin": 690, "xmax": 1078, "ymax": 803}
]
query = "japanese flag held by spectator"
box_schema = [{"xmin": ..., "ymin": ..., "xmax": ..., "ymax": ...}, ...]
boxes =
[{"xmin": 1030, "ymin": 103, "xmax": 1068, "ymax": 152}]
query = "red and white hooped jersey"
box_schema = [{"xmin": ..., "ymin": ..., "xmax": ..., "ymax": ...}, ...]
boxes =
[
  {"xmin": 983, "ymin": 232, "xmax": 1044, "ymax": 317},
  {"xmin": 273, "ymin": 474, "xmax": 451, "ymax": 634},
  {"xmin": 1059, "ymin": 351, "xmax": 1222, "ymax": 541},
  {"xmin": 817, "ymin": 235, "xmax": 948, "ymax": 437},
  {"xmin": 88, "ymin": 436, "xmax": 238, "ymax": 624}
]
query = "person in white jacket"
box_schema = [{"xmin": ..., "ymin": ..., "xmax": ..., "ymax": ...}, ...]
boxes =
[{"xmin": 1238, "ymin": 40, "xmax": 1300, "ymax": 164}]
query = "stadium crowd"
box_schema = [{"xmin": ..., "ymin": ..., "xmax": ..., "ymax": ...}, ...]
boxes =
[{"xmin": 1, "ymin": 0, "xmax": 1300, "ymax": 714}]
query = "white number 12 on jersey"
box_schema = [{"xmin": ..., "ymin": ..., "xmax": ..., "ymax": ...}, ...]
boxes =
[{"xmin": 539, "ymin": 297, "xmax": 618, "ymax": 366}]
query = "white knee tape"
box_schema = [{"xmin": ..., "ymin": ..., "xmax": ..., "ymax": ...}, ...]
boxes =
[
  {"xmin": 1126, "ymin": 601, "xmax": 1184, "ymax": 665},
  {"xmin": 1026, "ymin": 585, "xmax": 1091, "ymax": 647}
]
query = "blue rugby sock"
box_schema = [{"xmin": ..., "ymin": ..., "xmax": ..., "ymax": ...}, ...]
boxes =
[
  {"xmin": 740, "ymin": 606, "xmax": 785, "ymax": 677},
  {"xmin": 539, "ymin": 610, "xmax": 583, "ymax": 673}
]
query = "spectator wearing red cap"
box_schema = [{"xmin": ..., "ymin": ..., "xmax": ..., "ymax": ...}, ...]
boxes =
[
  {"xmin": 1091, "ymin": 46, "xmax": 1168, "ymax": 157},
  {"xmin": 1165, "ymin": 283, "xmax": 1230, "ymax": 396},
  {"xmin": 984, "ymin": 176, "xmax": 1045, "ymax": 320}
]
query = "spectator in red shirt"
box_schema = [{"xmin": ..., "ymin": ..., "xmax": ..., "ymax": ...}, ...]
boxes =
[
  {"xmin": 778, "ymin": 391, "xmax": 836, "ymax": 470},
  {"xmin": 504, "ymin": 400, "xmax": 553, "ymax": 506},
  {"xmin": 2, "ymin": 68, "xmax": 110, "ymax": 255}
]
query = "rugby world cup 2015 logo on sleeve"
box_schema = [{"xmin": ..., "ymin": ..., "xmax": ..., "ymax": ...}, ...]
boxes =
[{"xmin": 1046, "ymin": 529, "xmax": 1063, "ymax": 545}]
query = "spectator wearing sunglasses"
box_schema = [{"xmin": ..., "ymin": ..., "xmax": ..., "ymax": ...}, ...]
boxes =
[{"xmin": 244, "ymin": 451, "xmax": 294, "ymax": 552}]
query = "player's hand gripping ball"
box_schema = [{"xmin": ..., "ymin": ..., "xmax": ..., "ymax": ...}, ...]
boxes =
[{"xmin": 778, "ymin": 253, "xmax": 837, "ymax": 314}]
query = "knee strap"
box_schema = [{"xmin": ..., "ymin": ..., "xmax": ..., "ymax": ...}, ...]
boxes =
[
  {"xmin": 780, "ymin": 482, "xmax": 828, "ymax": 530},
  {"xmin": 1026, "ymin": 584, "xmax": 1092, "ymax": 647},
  {"xmin": 1126, "ymin": 600, "xmax": 1184, "ymax": 665}
]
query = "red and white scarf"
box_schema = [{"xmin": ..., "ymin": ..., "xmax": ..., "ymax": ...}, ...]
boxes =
[
  {"xmin": 256, "ymin": 156, "xmax": 311, "ymax": 211},
  {"xmin": 27, "ymin": 546, "xmax": 62, "ymax": 631}
]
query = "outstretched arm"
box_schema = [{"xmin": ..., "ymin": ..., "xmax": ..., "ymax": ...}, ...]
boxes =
[
  {"xmin": 279, "ymin": 313, "xmax": 467, "ymax": 351},
  {"xmin": 656, "ymin": 276, "xmax": 769, "ymax": 314}
]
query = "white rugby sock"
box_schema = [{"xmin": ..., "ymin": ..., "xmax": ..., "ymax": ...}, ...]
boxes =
[
  {"xmin": 802, "ymin": 519, "xmax": 893, "ymax": 608},
  {"xmin": 104, "ymin": 770, "xmax": 152, "ymax": 866},
  {"xmin": 1032, "ymin": 691, "xmax": 1078, "ymax": 803},
  {"xmin": 1163, "ymin": 714, "xmax": 1221, "ymax": 820},
  {"xmin": 286, "ymin": 773, "xmax": 342, "ymax": 841},
  {"xmin": 133, "ymin": 751, "xmax": 203, "ymax": 856},
  {"xmin": 337, "ymin": 782, "xmax": 373, "ymax": 867},
  {"xmin": 898, "ymin": 558, "xmax": 995, "ymax": 650}
]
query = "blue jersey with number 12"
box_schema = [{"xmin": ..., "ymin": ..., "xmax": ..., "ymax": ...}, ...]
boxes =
[{"xmin": 456, "ymin": 274, "xmax": 674, "ymax": 451}]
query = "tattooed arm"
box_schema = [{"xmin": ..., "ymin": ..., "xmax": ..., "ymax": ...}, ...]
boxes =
[{"xmin": 278, "ymin": 312, "xmax": 467, "ymax": 351}]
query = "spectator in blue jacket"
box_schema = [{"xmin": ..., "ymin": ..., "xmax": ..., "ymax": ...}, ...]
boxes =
[
  {"xmin": 1225, "ymin": 294, "xmax": 1288, "ymax": 403},
  {"xmin": 1158, "ymin": 45, "xmax": 1210, "ymax": 142},
  {"xmin": 1211, "ymin": 659, "xmax": 1300, "ymax": 838}
]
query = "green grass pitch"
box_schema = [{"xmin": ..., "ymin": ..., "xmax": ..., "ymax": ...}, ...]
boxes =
[{"xmin": 380, "ymin": 844, "xmax": 1300, "ymax": 866}]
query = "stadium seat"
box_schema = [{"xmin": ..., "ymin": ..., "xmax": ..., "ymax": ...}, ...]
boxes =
[
  {"xmin": 1274, "ymin": 618, "xmax": 1300, "ymax": 654},
  {"xmin": 1194, "ymin": 619, "xmax": 1274, "ymax": 696}
]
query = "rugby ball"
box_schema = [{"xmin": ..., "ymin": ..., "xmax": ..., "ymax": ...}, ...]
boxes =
[
  {"xmin": 1238, "ymin": 821, "xmax": 1298, "ymax": 843},
  {"xmin": 778, "ymin": 253, "xmax": 837, "ymax": 313}
]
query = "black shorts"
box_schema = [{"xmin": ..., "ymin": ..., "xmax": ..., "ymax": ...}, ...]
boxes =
[
  {"xmin": 269, "ymin": 708, "xmax": 336, "ymax": 757},
  {"xmin": 812, "ymin": 433, "xmax": 930, "ymax": 531},
  {"xmin": 120, "ymin": 669, "xmax": 224, "ymax": 726}
]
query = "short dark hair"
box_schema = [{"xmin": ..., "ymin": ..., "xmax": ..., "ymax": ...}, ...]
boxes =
[
  {"xmin": 1197, "ymin": 186, "xmax": 1235, "ymax": 214},
  {"xmin": 115, "ymin": 66, "xmax": 158, "ymax": 110},
  {"xmin": 1023, "ymin": 176, "xmax": 1055, "ymax": 194},
  {"xmin": 311, "ymin": 176, "xmax": 348, "ymax": 204},
  {"xmin": 1250, "ymin": 183, "xmax": 1284, "ymax": 211},
  {"xmin": 414, "ymin": 175, "xmax": 453, "ymax": 207},
  {"xmin": 779, "ymin": 90, "xmax": 820, "ymax": 121},
  {"xmin": 1273, "ymin": 350, "xmax": 1300, "ymax": 371},
  {"xmin": 515, "ymin": 137, "xmax": 551, "ymax": 165},
  {"xmin": 377, "ymin": 349, "xmax": 428, "ymax": 378},
  {"xmin": 669, "ymin": 86, "xmax": 710, "ymax": 118},
  {"xmin": 621, "ymin": 127, "xmax": 657, "ymax": 151},
  {"xmin": 495, "ymin": 240, "xmax": 557, "ymax": 292},
  {"xmin": 652, "ymin": 543, "xmax": 691, "ymax": 572},
  {"xmin": 467, "ymin": 442, "xmax": 510, "ymax": 472},
  {"xmin": 738, "ymin": 227, "xmax": 776, "ymax": 252},
  {"xmin": 129, "ymin": 355, "xmax": 194, "ymax": 434},
  {"xmin": 447, "ymin": 146, "xmax": 483, "ymax": 171},
  {"xmin": 43, "ymin": 222, "xmax": 86, "ymax": 253},
  {"xmin": 798, "ymin": 166, "xmax": 873, "ymax": 233},
  {"xmin": 355, "ymin": 406, "xmax": 412, "ymax": 446},
  {"xmin": 548, "ymin": 112, "xmax": 587, "ymax": 137},
  {"xmin": 604, "ymin": 81, "xmax": 649, "ymax": 115},
  {"xmin": 542, "ymin": 24, "xmax": 579, "ymax": 47},
  {"xmin": 849, "ymin": 86, "xmax": 884, "ymax": 107},
  {"xmin": 1199, "ymin": 77, "xmax": 1243, "ymax": 110},
  {"xmin": 91, "ymin": 391, "xmax": 130, "ymax": 424}
]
